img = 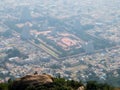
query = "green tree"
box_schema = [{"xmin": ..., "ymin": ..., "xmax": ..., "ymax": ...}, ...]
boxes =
[
  {"xmin": 0, "ymin": 83, "xmax": 8, "ymax": 90},
  {"xmin": 25, "ymin": 85, "xmax": 36, "ymax": 90}
]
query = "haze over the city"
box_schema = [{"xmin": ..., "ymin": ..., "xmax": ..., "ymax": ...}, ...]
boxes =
[{"xmin": 0, "ymin": 0, "xmax": 120, "ymax": 87}]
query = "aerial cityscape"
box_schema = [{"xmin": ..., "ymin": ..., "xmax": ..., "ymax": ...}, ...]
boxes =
[{"xmin": 0, "ymin": 0, "xmax": 120, "ymax": 87}]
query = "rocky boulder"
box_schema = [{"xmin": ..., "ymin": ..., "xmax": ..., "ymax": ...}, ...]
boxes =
[
  {"xmin": 77, "ymin": 86, "xmax": 85, "ymax": 90},
  {"xmin": 10, "ymin": 74, "xmax": 53, "ymax": 90}
]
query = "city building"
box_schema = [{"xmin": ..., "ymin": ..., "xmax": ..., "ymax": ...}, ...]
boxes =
[{"xmin": 83, "ymin": 41, "xmax": 94, "ymax": 54}]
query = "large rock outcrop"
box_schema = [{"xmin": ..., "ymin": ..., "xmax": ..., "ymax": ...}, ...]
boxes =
[{"xmin": 10, "ymin": 74, "xmax": 53, "ymax": 90}]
